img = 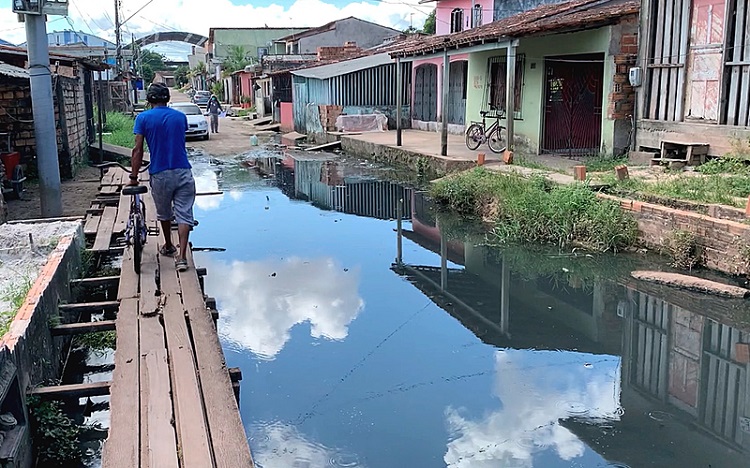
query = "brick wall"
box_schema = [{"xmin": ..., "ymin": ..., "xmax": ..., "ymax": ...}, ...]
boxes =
[
  {"xmin": 319, "ymin": 105, "xmax": 343, "ymax": 132},
  {"xmin": 316, "ymin": 43, "xmax": 362, "ymax": 61},
  {"xmin": 608, "ymin": 34, "xmax": 637, "ymax": 120},
  {"xmin": 599, "ymin": 193, "xmax": 750, "ymax": 275},
  {"xmin": 0, "ymin": 75, "xmax": 90, "ymax": 180}
]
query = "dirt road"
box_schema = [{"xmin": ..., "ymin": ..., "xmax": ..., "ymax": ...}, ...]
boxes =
[{"xmin": 172, "ymin": 91, "xmax": 260, "ymax": 157}]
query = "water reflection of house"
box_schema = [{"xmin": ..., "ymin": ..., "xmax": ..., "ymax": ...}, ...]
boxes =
[
  {"xmin": 393, "ymin": 194, "xmax": 750, "ymax": 465},
  {"xmin": 253, "ymin": 153, "xmax": 412, "ymax": 220}
]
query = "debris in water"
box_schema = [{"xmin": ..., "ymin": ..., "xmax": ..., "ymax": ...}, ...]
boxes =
[{"xmin": 271, "ymin": 272, "xmax": 277, "ymax": 277}]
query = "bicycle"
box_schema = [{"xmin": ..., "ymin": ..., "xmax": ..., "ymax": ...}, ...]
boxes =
[
  {"xmin": 96, "ymin": 161, "xmax": 151, "ymax": 274},
  {"xmin": 465, "ymin": 111, "xmax": 508, "ymax": 154}
]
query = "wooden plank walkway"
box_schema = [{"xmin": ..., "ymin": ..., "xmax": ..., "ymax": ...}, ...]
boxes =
[{"xmin": 89, "ymin": 168, "xmax": 254, "ymax": 468}]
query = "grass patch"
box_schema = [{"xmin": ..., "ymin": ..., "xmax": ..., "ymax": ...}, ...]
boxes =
[
  {"xmin": 514, "ymin": 154, "xmax": 552, "ymax": 171},
  {"xmin": 663, "ymin": 229, "xmax": 701, "ymax": 270},
  {"xmin": 0, "ymin": 277, "xmax": 33, "ymax": 337},
  {"xmin": 585, "ymin": 155, "xmax": 629, "ymax": 172},
  {"xmin": 102, "ymin": 112, "xmax": 136, "ymax": 149},
  {"xmin": 431, "ymin": 168, "xmax": 638, "ymax": 252}
]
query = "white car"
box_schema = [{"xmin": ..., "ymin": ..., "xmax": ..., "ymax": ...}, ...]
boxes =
[{"xmin": 169, "ymin": 102, "xmax": 209, "ymax": 140}]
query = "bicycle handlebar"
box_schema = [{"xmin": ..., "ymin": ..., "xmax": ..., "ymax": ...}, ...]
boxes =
[{"xmin": 95, "ymin": 160, "xmax": 150, "ymax": 173}]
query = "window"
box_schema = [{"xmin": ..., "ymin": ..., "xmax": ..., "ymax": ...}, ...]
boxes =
[
  {"xmin": 472, "ymin": 4, "xmax": 483, "ymax": 28},
  {"xmin": 486, "ymin": 54, "xmax": 525, "ymax": 118},
  {"xmin": 450, "ymin": 8, "xmax": 464, "ymax": 33}
]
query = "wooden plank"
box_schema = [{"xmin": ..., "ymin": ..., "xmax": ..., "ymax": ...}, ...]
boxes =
[
  {"xmin": 118, "ymin": 247, "xmax": 139, "ymax": 300},
  {"xmin": 179, "ymin": 250, "xmax": 254, "ymax": 468},
  {"xmin": 723, "ymin": 365, "xmax": 739, "ymax": 438},
  {"xmin": 644, "ymin": 326, "xmax": 654, "ymax": 389},
  {"xmin": 714, "ymin": 360, "xmax": 729, "ymax": 433},
  {"xmin": 84, "ymin": 215, "xmax": 101, "ymax": 236},
  {"xmin": 139, "ymin": 241, "xmax": 161, "ymax": 317},
  {"xmin": 93, "ymin": 206, "xmax": 118, "ymax": 252},
  {"xmin": 651, "ymin": 0, "xmax": 667, "ymax": 119},
  {"xmin": 159, "ymin": 252, "xmax": 214, "ymax": 467},
  {"xmin": 71, "ymin": 276, "xmax": 120, "ymax": 287},
  {"xmin": 51, "ymin": 320, "xmax": 116, "ymax": 336},
  {"xmin": 674, "ymin": 0, "xmax": 690, "ymax": 121},
  {"xmin": 30, "ymin": 381, "xmax": 110, "ymax": 398},
  {"xmin": 662, "ymin": 0, "xmax": 675, "ymax": 120},
  {"xmin": 728, "ymin": 0, "xmax": 748, "ymax": 124},
  {"xmin": 114, "ymin": 193, "xmax": 130, "ymax": 235},
  {"xmin": 735, "ymin": 366, "xmax": 747, "ymax": 444},
  {"xmin": 738, "ymin": 66, "xmax": 750, "ymax": 127},
  {"xmin": 721, "ymin": 324, "xmax": 732, "ymax": 358},
  {"xmin": 59, "ymin": 301, "xmax": 120, "ymax": 314},
  {"xmin": 705, "ymin": 354, "xmax": 718, "ymax": 426},
  {"xmin": 102, "ymin": 297, "xmax": 139, "ymax": 468},
  {"xmin": 139, "ymin": 313, "xmax": 179, "ymax": 468},
  {"xmin": 304, "ymin": 141, "xmax": 341, "ymax": 152},
  {"xmin": 637, "ymin": 323, "xmax": 646, "ymax": 386}
]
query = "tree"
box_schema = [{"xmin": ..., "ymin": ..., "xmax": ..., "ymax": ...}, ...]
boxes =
[
  {"xmin": 139, "ymin": 49, "xmax": 167, "ymax": 83},
  {"xmin": 222, "ymin": 45, "xmax": 254, "ymax": 75},
  {"xmin": 422, "ymin": 10, "xmax": 436, "ymax": 35},
  {"xmin": 174, "ymin": 65, "xmax": 190, "ymax": 87}
]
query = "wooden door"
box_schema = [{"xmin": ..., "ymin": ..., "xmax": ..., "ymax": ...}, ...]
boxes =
[
  {"xmin": 292, "ymin": 79, "xmax": 307, "ymax": 133},
  {"xmin": 414, "ymin": 64, "xmax": 438, "ymax": 122},
  {"xmin": 448, "ymin": 61, "xmax": 468, "ymax": 125}
]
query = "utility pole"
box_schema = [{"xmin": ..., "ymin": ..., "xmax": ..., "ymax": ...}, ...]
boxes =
[
  {"xmin": 16, "ymin": 1, "xmax": 65, "ymax": 217},
  {"xmin": 114, "ymin": 0, "xmax": 122, "ymax": 75}
]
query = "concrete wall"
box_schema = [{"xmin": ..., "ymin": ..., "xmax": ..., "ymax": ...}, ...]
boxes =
[
  {"xmin": 280, "ymin": 102, "xmax": 294, "ymax": 132},
  {"xmin": 466, "ymin": 27, "xmax": 616, "ymax": 155},
  {"xmin": 297, "ymin": 18, "xmax": 399, "ymax": 53},
  {"xmin": 55, "ymin": 76, "xmax": 90, "ymax": 179},
  {"xmin": 492, "ymin": 0, "xmax": 570, "ymax": 20},
  {"xmin": 0, "ymin": 230, "xmax": 83, "ymax": 468}
]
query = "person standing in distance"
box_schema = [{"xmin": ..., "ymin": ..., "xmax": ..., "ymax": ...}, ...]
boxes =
[
  {"xmin": 207, "ymin": 94, "xmax": 223, "ymax": 134},
  {"xmin": 128, "ymin": 83, "xmax": 196, "ymax": 272}
]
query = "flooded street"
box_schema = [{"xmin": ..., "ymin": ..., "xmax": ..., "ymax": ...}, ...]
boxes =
[{"xmin": 188, "ymin": 147, "xmax": 750, "ymax": 468}]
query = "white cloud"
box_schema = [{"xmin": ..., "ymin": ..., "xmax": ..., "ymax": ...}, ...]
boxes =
[
  {"xmin": 193, "ymin": 166, "xmax": 224, "ymax": 211},
  {"xmin": 444, "ymin": 350, "xmax": 622, "ymax": 467},
  {"xmin": 250, "ymin": 421, "xmax": 363, "ymax": 468},
  {"xmin": 203, "ymin": 255, "xmax": 365, "ymax": 359},
  {"xmin": 0, "ymin": 0, "xmax": 432, "ymax": 54}
]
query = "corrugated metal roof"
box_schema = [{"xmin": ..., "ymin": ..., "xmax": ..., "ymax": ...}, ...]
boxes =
[
  {"xmin": 0, "ymin": 61, "xmax": 28, "ymax": 79},
  {"xmin": 291, "ymin": 53, "xmax": 393, "ymax": 79}
]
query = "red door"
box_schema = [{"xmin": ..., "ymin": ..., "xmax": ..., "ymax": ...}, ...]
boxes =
[{"xmin": 542, "ymin": 54, "xmax": 604, "ymax": 155}]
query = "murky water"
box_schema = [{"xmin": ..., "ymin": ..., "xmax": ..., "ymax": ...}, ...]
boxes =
[{"xmin": 190, "ymin": 148, "xmax": 750, "ymax": 468}]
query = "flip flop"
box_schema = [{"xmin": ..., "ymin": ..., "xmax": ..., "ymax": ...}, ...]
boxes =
[
  {"xmin": 160, "ymin": 245, "xmax": 177, "ymax": 256},
  {"xmin": 176, "ymin": 259, "xmax": 188, "ymax": 272}
]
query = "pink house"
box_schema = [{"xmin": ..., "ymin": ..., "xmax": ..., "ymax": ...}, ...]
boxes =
[{"xmin": 412, "ymin": 0, "xmax": 493, "ymax": 134}]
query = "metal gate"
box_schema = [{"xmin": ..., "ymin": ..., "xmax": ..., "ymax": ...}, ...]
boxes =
[
  {"xmin": 292, "ymin": 77, "xmax": 307, "ymax": 133},
  {"xmin": 414, "ymin": 64, "xmax": 438, "ymax": 122},
  {"xmin": 448, "ymin": 61, "xmax": 468, "ymax": 125},
  {"xmin": 542, "ymin": 54, "xmax": 604, "ymax": 154}
]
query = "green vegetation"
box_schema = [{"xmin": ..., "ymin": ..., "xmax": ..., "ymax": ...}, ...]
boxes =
[
  {"xmin": 102, "ymin": 112, "xmax": 136, "ymax": 149},
  {"xmin": 0, "ymin": 276, "xmax": 33, "ymax": 337},
  {"xmin": 211, "ymin": 81, "xmax": 224, "ymax": 99},
  {"xmin": 664, "ymin": 229, "xmax": 701, "ymax": 270},
  {"xmin": 514, "ymin": 154, "xmax": 552, "ymax": 171},
  {"xmin": 28, "ymin": 396, "xmax": 82, "ymax": 466},
  {"xmin": 222, "ymin": 45, "xmax": 253, "ymax": 75},
  {"xmin": 431, "ymin": 168, "xmax": 638, "ymax": 252},
  {"xmin": 74, "ymin": 331, "xmax": 117, "ymax": 353},
  {"xmin": 174, "ymin": 65, "xmax": 190, "ymax": 87},
  {"xmin": 585, "ymin": 155, "xmax": 629, "ymax": 172},
  {"xmin": 423, "ymin": 10, "xmax": 436, "ymax": 35},
  {"xmin": 140, "ymin": 49, "xmax": 168, "ymax": 84}
]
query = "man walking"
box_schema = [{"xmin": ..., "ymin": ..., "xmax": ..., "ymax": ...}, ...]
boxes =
[
  {"xmin": 129, "ymin": 83, "xmax": 196, "ymax": 272},
  {"xmin": 207, "ymin": 94, "xmax": 223, "ymax": 133}
]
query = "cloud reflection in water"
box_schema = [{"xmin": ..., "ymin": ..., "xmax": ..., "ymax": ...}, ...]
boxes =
[
  {"xmin": 445, "ymin": 350, "xmax": 622, "ymax": 467},
  {"xmin": 203, "ymin": 256, "xmax": 365, "ymax": 359}
]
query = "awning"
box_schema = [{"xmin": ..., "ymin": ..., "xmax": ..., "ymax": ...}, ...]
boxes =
[{"xmin": 291, "ymin": 53, "xmax": 393, "ymax": 80}]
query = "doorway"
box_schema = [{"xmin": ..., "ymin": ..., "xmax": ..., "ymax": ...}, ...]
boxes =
[
  {"xmin": 414, "ymin": 64, "xmax": 438, "ymax": 122},
  {"xmin": 542, "ymin": 54, "xmax": 604, "ymax": 154}
]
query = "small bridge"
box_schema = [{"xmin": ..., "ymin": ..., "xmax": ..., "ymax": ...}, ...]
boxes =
[{"xmin": 128, "ymin": 31, "xmax": 208, "ymax": 49}]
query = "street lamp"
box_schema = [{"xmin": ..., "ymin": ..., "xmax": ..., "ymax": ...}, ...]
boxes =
[{"xmin": 13, "ymin": 0, "xmax": 69, "ymax": 16}]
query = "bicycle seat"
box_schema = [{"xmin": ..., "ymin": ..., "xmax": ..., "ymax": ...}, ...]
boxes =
[
  {"xmin": 122, "ymin": 185, "xmax": 148, "ymax": 196},
  {"xmin": 480, "ymin": 111, "xmax": 488, "ymax": 116}
]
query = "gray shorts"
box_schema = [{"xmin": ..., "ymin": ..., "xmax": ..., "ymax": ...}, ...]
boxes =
[{"xmin": 150, "ymin": 168, "xmax": 196, "ymax": 226}]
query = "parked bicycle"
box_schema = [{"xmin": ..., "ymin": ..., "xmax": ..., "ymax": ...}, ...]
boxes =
[
  {"xmin": 96, "ymin": 161, "xmax": 151, "ymax": 274},
  {"xmin": 465, "ymin": 111, "xmax": 508, "ymax": 153}
]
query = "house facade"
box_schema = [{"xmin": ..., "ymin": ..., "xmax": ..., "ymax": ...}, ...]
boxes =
[
  {"xmin": 394, "ymin": 0, "xmax": 640, "ymax": 156},
  {"xmin": 636, "ymin": 0, "xmax": 750, "ymax": 157},
  {"xmin": 276, "ymin": 17, "xmax": 401, "ymax": 54}
]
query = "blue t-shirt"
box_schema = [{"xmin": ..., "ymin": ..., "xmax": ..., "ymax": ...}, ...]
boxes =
[{"xmin": 133, "ymin": 106, "xmax": 191, "ymax": 174}]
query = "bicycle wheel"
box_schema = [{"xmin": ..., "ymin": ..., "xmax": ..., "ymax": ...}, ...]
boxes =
[
  {"xmin": 132, "ymin": 213, "xmax": 143, "ymax": 275},
  {"xmin": 465, "ymin": 124, "xmax": 484, "ymax": 150},
  {"xmin": 488, "ymin": 126, "xmax": 507, "ymax": 154}
]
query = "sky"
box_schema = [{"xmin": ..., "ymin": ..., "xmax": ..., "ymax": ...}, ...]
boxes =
[{"xmin": 0, "ymin": 0, "xmax": 433, "ymax": 59}]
